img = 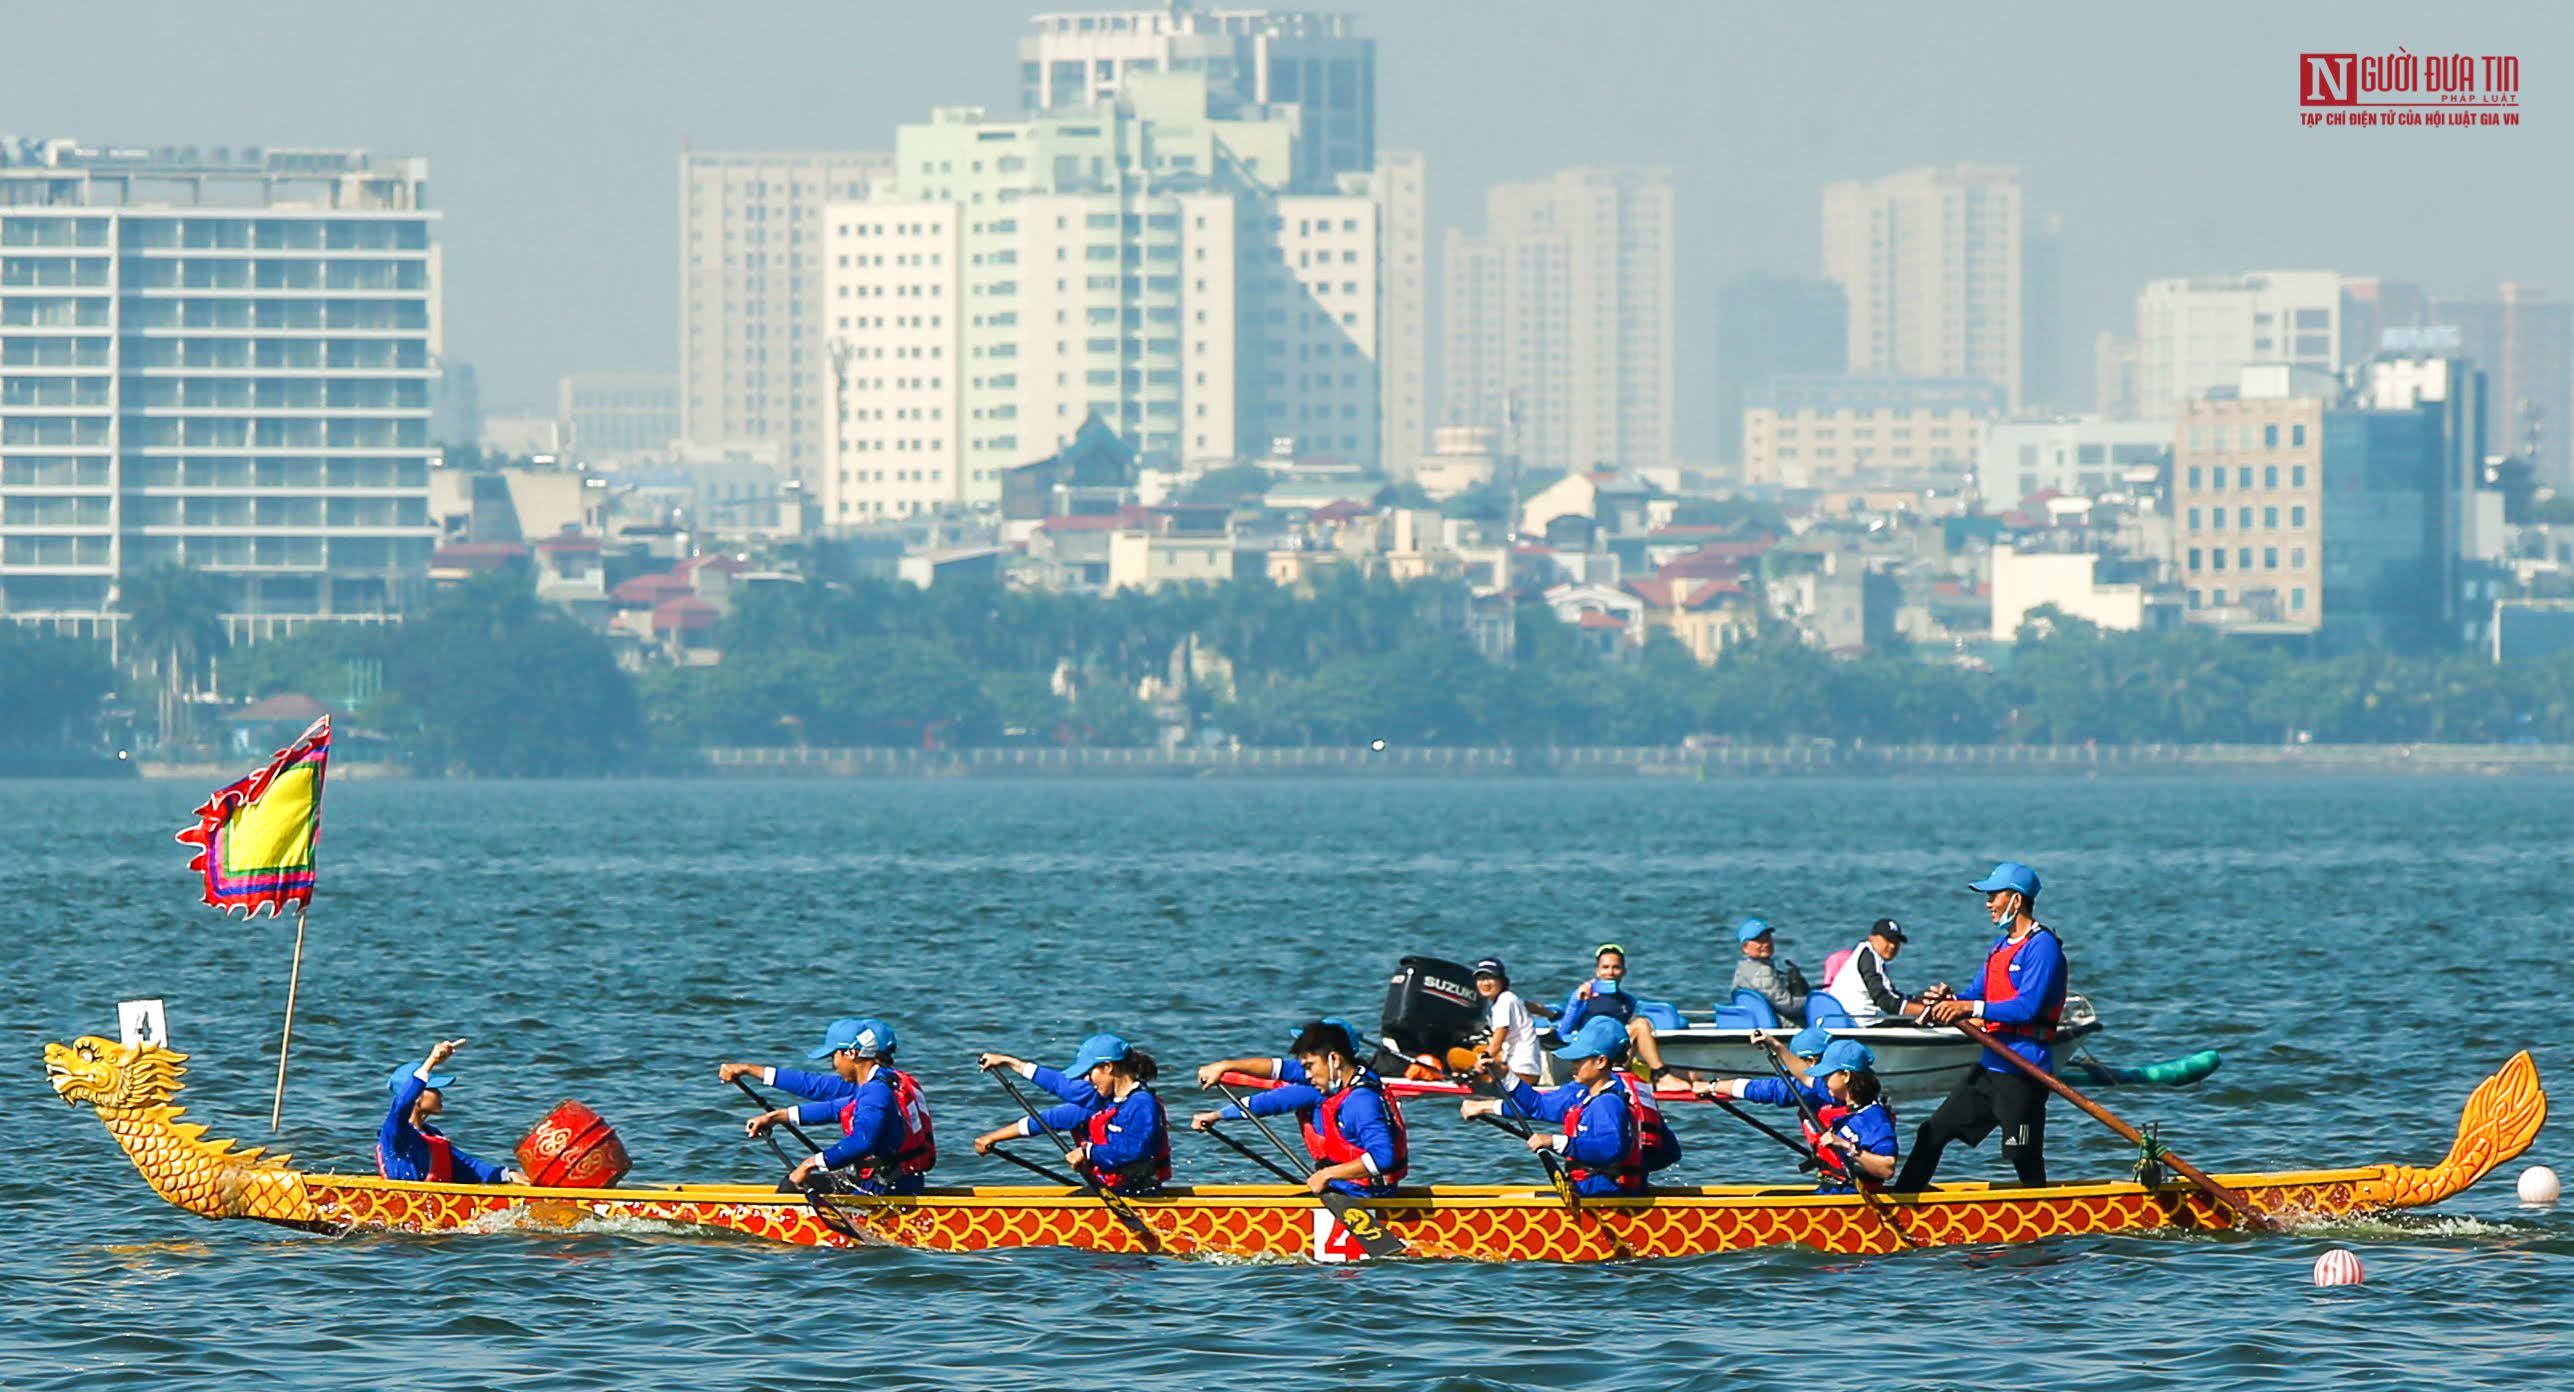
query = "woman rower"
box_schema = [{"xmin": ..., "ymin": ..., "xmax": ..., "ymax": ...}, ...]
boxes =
[
  {"xmin": 971, "ymin": 1033, "xmax": 1170, "ymax": 1196},
  {"xmin": 741, "ymin": 1017, "xmax": 937, "ymax": 1194},
  {"xmin": 1460, "ymin": 1017, "xmax": 1679, "ymax": 1195},
  {"xmin": 1695, "ymin": 1038, "xmax": 1898, "ymax": 1192},
  {"xmin": 1190, "ymin": 1019, "xmax": 1408, "ymax": 1196}
]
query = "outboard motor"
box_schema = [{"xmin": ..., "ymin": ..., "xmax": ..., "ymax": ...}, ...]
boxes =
[{"xmin": 1380, "ymin": 956, "xmax": 1485, "ymax": 1072}]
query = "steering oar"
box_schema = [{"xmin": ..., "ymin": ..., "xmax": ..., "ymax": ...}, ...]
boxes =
[
  {"xmin": 983, "ymin": 1061, "xmax": 1163, "ymax": 1250},
  {"xmin": 1950, "ymin": 1018, "xmax": 2274, "ymax": 1232}
]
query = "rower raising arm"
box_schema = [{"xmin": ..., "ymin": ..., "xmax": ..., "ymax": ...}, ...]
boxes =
[{"xmin": 972, "ymin": 1035, "xmax": 1171, "ymax": 1195}]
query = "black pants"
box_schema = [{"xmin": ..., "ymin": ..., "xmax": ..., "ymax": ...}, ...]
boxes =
[{"xmin": 1891, "ymin": 1067, "xmax": 2048, "ymax": 1190}]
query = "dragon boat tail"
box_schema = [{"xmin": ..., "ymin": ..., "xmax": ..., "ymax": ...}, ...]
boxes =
[{"xmin": 44, "ymin": 1036, "xmax": 2546, "ymax": 1262}]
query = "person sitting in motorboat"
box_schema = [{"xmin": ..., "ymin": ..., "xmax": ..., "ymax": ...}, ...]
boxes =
[
  {"xmin": 1190, "ymin": 1019, "xmax": 1408, "ymax": 1197},
  {"xmin": 1462, "ymin": 1017, "xmax": 1681, "ymax": 1196},
  {"xmin": 1694, "ymin": 1039, "xmax": 1897, "ymax": 1192},
  {"xmin": 1730, "ymin": 919, "xmax": 1812, "ymax": 1020},
  {"xmin": 742, "ymin": 1017, "xmax": 937, "ymax": 1194},
  {"xmin": 971, "ymin": 1033, "xmax": 1170, "ymax": 1196},
  {"xmin": 1554, "ymin": 943, "xmax": 1682, "ymax": 1083},
  {"xmin": 378, "ymin": 1037, "xmax": 528, "ymax": 1185},
  {"xmin": 1823, "ymin": 918, "xmax": 1951, "ymax": 1026},
  {"xmin": 1473, "ymin": 957, "xmax": 1542, "ymax": 1087}
]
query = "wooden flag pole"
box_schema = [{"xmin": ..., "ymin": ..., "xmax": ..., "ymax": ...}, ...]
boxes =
[{"xmin": 270, "ymin": 900, "xmax": 309, "ymax": 1132}]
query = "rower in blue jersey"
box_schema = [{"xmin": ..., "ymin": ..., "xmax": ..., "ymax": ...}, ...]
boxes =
[
  {"xmin": 377, "ymin": 1036, "xmax": 527, "ymax": 1185},
  {"xmin": 1190, "ymin": 1019, "xmax": 1409, "ymax": 1196},
  {"xmin": 1461, "ymin": 1016, "xmax": 1680, "ymax": 1195},
  {"xmin": 971, "ymin": 1033, "xmax": 1171, "ymax": 1195},
  {"xmin": 739, "ymin": 1017, "xmax": 937, "ymax": 1194},
  {"xmin": 1697, "ymin": 1039, "xmax": 1899, "ymax": 1192}
]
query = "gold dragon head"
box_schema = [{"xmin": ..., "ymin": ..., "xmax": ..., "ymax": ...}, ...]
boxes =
[{"xmin": 44, "ymin": 1036, "xmax": 187, "ymax": 1115}]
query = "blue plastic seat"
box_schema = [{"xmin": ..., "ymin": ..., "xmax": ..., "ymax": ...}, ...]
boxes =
[
  {"xmin": 1638, "ymin": 999, "xmax": 1687, "ymax": 1032},
  {"xmin": 1802, "ymin": 994, "xmax": 1855, "ymax": 1029},
  {"xmin": 1713, "ymin": 990, "xmax": 1780, "ymax": 1030}
]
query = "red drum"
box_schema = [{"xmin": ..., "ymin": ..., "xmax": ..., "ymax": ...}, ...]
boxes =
[{"xmin": 516, "ymin": 1100, "xmax": 632, "ymax": 1189}]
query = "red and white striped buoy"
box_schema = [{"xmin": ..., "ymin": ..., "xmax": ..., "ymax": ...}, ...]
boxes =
[{"xmin": 2312, "ymin": 1248, "xmax": 2364, "ymax": 1286}]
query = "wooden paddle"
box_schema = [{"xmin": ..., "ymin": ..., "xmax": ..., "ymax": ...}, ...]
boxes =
[
  {"xmin": 985, "ymin": 1064, "xmax": 1163, "ymax": 1250},
  {"xmin": 729, "ymin": 1075, "xmax": 865, "ymax": 1241},
  {"xmin": 1211, "ymin": 1080, "xmax": 1408, "ymax": 1258},
  {"xmin": 1951, "ymin": 1019, "xmax": 2274, "ymax": 1232}
]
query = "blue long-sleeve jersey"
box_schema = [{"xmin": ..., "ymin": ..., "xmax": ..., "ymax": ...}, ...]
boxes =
[
  {"xmin": 377, "ymin": 1070, "xmax": 512, "ymax": 1185},
  {"xmin": 1501, "ymin": 1077, "xmax": 1637, "ymax": 1196},
  {"xmin": 1813, "ymin": 1101, "xmax": 1898, "ymax": 1194},
  {"xmin": 768, "ymin": 1065, "xmax": 859, "ymax": 1103},
  {"xmin": 1217, "ymin": 1058, "xmax": 1400, "ymax": 1195},
  {"xmin": 1738, "ymin": 1074, "xmax": 1829, "ymax": 1113},
  {"xmin": 791, "ymin": 1072, "xmax": 907, "ymax": 1174},
  {"xmin": 1015, "ymin": 1065, "xmax": 1166, "ymax": 1181},
  {"xmin": 1956, "ymin": 926, "xmax": 2068, "ymax": 1073}
]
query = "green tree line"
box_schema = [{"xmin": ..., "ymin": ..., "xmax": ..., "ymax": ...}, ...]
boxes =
[{"xmin": 63, "ymin": 574, "xmax": 2574, "ymax": 772}]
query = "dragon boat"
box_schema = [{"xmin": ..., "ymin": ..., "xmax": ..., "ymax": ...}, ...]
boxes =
[{"xmin": 45, "ymin": 1035, "xmax": 2545, "ymax": 1262}]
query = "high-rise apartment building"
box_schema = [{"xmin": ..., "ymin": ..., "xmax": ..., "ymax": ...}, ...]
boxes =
[
  {"xmin": 1019, "ymin": 5, "xmax": 1373, "ymax": 189},
  {"xmin": 1441, "ymin": 166, "xmax": 1674, "ymax": 474},
  {"xmin": 1370, "ymin": 149, "xmax": 1426, "ymax": 479},
  {"xmin": 2175, "ymin": 357, "xmax": 2494, "ymax": 649},
  {"xmin": 678, "ymin": 150, "xmax": 892, "ymax": 476},
  {"xmin": 2430, "ymin": 284, "xmax": 2571, "ymax": 486},
  {"xmin": 1715, "ymin": 273, "xmax": 1846, "ymax": 470},
  {"xmin": 1820, "ymin": 165, "xmax": 2023, "ymax": 407},
  {"xmin": 0, "ymin": 138, "xmax": 439, "ymax": 647},
  {"xmin": 819, "ymin": 73, "xmax": 1380, "ymax": 524},
  {"xmin": 2132, "ymin": 270, "xmax": 2342, "ymax": 422}
]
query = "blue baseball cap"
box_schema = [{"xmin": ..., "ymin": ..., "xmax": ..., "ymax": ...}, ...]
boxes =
[
  {"xmin": 1555, "ymin": 1016, "xmax": 1631, "ymax": 1061},
  {"xmin": 1788, "ymin": 1023, "xmax": 1834, "ymax": 1059},
  {"xmin": 1287, "ymin": 1017, "xmax": 1367, "ymax": 1061},
  {"xmin": 807, "ymin": 1017, "xmax": 897, "ymax": 1060},
  {"xmin": 1736, "ymin": 918, "xmax": 1773, "ymax": 944},
  {"xmin": 1969, "ymin": 861, "xmax": 2041, "ymax": 898},
  {"xmin": 1809, "ymin": 1039, "xmax": 1877, "ymax": 1079},
  {"xmin": 1064, "ymin": 1032, "xmax": 1130, "ymax": 1075},
  {"xmin": 391, "ymin": 1061, "xmax": 455, "ymax": 1095}
]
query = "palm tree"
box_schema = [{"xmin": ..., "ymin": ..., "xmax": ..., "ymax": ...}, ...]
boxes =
[{"xmin": 117, "ymin": 565, "xmax": 230, "ymax": 752}]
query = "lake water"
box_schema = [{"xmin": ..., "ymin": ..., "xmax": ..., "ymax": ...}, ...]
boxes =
[{"xmin": 5, "ymin": 775, "xmax": 2567, "ymax": 1390}]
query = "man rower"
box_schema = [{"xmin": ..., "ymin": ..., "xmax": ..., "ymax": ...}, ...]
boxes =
[
  {"xmin": 1822, "ymin": 918, "xmax": 1950, "ymax": 1026},
  {"xmin": 1730, "ymin": 919, "xmax": 1812, "ymax": 1020},
  {"xmin": 1555, "ymin": 943, "xmax": 1681, "ymax": 1083},
  {"xmin": 741, "ymin": 1017, "xmax": 937, "ymax": 1193},
  {"xmin": 378, "ymin": 1037, "xmax": 528, "ymax": 1185},
  {"xmin": 971, "ymin": 1033, "xmax": 1171, "ymax": 1196},
  {"xmin": 1190, "ymin": 1019, "xmax": 1408, "ymax": 1196},
  {"xmin": 1461, "ymin": 1017, "xmax": 1680, "ymax": 1195},
  {"xmin": 1893, "ymin": 862, "xmax": 2066, "ymax": 1190},
  {"xmin": 1695, "ymin": 1040, "xmax": 1896, "ymax": 1192}
]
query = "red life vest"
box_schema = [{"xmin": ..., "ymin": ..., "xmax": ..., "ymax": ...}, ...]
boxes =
[
  {"xmin": 376, "ymin": 1131, "xmax": 457, "ymax": 1183},
  {"xmin": 1563, "ymin": 1078, "xmax": 1651, "ymax": 1193},
  {"xmin": 1980, "ymin": 928, "xmax": 2063, "ymax": 1042},
  {"xmin": 1802, "ymin": 1100, "xmax": 1854, "ymax": 1180},
  {"xmin": 1612, "ymin": 1068, "xmax": 1682, "ymax": 1173},
  {"xmin": 836, "ymin": 1066, "xmax": 938, "ymax": 1180},
  {"xmin": 1082, "ymin": 1088, "xmax": 1171, "ymax": 1193},
  {"xmin": 1298, "ymin": 1074, "xmax": 1409, "ymax": 1186}
]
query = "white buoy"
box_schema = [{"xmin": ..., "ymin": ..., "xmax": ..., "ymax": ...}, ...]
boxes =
[
  {"xmin": 1369, "ymin": 738, "xmax": 1387, "ymax": 752},
  {"xmin": 2520, "ymin": 1165, "xmax": 2562, "ymax": 1207},
  {"xmin": 2312, "ymin": 1248, "xmax": 2364, "ymax": 1287}
]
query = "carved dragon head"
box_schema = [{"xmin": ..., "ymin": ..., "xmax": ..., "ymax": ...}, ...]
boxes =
[{"xmin": 44, "ymin": 1036, "xmax": 187, "ymax": 1115}]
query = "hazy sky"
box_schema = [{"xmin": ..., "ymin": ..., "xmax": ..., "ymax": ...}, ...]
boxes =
[{"xmin": 9, "ymin": 2, "xmax": 2566, "ymax": 457}]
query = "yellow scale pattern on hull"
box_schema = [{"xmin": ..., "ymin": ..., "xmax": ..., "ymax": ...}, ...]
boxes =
[{"xmin": 45, "ymin": 1039, "xmax": 2547, "ymax": 1262}]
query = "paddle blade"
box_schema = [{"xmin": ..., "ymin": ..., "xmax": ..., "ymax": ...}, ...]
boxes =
[{"xmin": 1318, "ymin": 1190, "xmax": 1407, "ymax": 1258}]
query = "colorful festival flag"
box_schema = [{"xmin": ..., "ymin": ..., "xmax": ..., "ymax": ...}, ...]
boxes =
[{"xmin": 176, "ymin": 715, "xmax": 331, "ymax": 918}]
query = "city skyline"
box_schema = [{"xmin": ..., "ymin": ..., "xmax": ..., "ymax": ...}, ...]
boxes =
[{"xmin": 8, "ymin": 1, "xmax": 2562, "ymax": 462}]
